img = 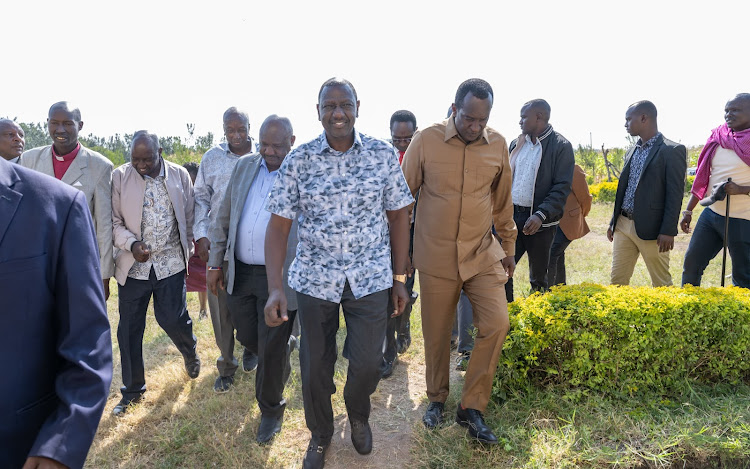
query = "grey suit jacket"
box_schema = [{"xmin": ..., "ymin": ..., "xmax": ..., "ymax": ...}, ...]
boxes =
[
  {"xmin": 209, "ymin": 154, "xmax": 298, "ymax": 310},
  {"xmin": 19, "ymin": 145, "xmax": 115, "ymax": 279}
]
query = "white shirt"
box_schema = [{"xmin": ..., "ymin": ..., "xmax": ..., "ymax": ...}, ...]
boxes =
[
  {"xmin": 709, "ymin": 147, "xmax": 750, "ymax": 221},
  {"xmin": 511, "ymin": 134, "xmax": 543, "ymax": 207},
  {"xmin": 234, "ymin": 160, "xmax": 278, "ymax": 265}
]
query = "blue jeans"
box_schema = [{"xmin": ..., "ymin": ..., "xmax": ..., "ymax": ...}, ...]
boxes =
[{"xmin": 682, "ymin": 208, "xmax": 750, "ymax": 288}]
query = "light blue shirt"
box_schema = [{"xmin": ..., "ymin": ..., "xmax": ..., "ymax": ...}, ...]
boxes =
[{"xmin": 234, "ymin": 159, "xmax": 277, "ymax": 265}]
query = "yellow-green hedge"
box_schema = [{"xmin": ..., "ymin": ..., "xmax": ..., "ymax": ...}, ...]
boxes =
[
  {"xmin": 493, "ymin": 284, "xmax": 750, "ymax": 398},
  {"xmin": 589, "ymin": 181, "xmax": 619, "ymax": 203}
]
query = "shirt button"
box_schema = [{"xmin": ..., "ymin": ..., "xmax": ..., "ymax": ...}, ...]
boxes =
[
  {"xmin": 458, "ymin": 240, "xmax": 462, "ymax": 244},
  {"xmin": 465, "ymin": 169, "xmax": 469, "ymax": 173},
  {"xmin": 463, "ymin": 193, "xmax": 467, "ymax": 197}
]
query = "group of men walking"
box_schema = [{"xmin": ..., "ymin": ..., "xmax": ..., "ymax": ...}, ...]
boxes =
[{"xmin": 1, "ymin": 84, "xmax": 749, "ymax": 469}]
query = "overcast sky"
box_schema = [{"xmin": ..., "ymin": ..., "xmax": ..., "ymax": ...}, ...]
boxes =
[{"xmin": 5, "ymin": 0, "xmax": 749, "ymax": 150}]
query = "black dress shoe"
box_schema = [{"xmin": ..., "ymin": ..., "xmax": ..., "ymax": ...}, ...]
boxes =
[
  {"xmin": 243, "ymin": 348, "xmax": 258, "ymax": 373},
  {"xmin": 302, "ymin": 437, "xmax": 329, "ymax": 469},
  {"xmin": 380, "ymin": 358, "xmax": 395, "ymax": 379},
  {"xmin": 422, "ymin": 401, "xmax": 445, "ymax": 429},
  {"xmin": 213, "ymin": 375, "xmax": 234, "ymax": 393},
  {"xmin": 256, "ymin": 414, "xmax": 283, "ymax": 444},
  {"xmin": 350, "ymin": 419, "xmax": 372, "ymax": 455},
  {"xmin": 456, "ymin": 405, "xmax": 498, "ymax": 444},
  {"xmin": 112, "ymin": 395, "xmax": 143, "ymax": 417},
  {"xmin": 184, "ymin": 353, "xmax": 201, "ymax": 379},
  {"xmin": 396, "ymin": 334, "xmax": 411, "ymax": 354}
]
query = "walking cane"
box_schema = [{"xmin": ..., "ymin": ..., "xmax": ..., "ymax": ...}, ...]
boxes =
[{"xmin": 721, "ymin": 178, "xmax": 732, "ymax": 287}]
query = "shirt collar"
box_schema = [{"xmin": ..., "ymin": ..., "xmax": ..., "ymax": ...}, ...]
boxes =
[
  {"xmin": 318, "ymin": 129, "xmax": 363, "ymax": 153},
  {"xmin": 443, "ymin": 116, "xmax": 490, "ymax": 144},
  {"xmin": 219, "ymin": 140, "xmax": 254, "ymax": 157},
  {"xmin": 636, "ymin": 132, "xmax": 661, "ymax": 149},
  {"xmin": 52, "ymin": 142, "xmax": 81, "ymax": 161}
]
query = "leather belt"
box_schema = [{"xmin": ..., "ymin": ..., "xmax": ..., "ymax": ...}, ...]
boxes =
[{"xmin": 514, "ymin": 205, "xmax": 531, "ymax": 214}]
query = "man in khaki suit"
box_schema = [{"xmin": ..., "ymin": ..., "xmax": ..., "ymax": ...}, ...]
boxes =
[
  {"xmin": 401, "ymin": 78, "xmax": 517, "ymax": 444},
  {"xmin": 19, "ymin": 101, "xmax": 114, "ymax": 298},
  {"xmin": 547, "ymin": 164, "xmax": 592, "ymax": 285}
]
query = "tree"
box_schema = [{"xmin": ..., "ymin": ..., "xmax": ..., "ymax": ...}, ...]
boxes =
[{"xmin": 17, "ymin": 122, "xmax": 52, "ymax": 149}]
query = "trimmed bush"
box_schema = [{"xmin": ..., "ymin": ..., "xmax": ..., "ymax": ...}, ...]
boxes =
[
  {"xmin": 589, "ymin": 181, "xmax": 619, "ymax": 203},
  {"xmin": 494, "ymin": 284, "xmax": 750, "ymax": 399},
  {"xmin": 686, "ymin": 175, "xmax": 696, "ymax": 193}
]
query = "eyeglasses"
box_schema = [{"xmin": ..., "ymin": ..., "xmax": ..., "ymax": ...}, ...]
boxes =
[{"xmin": 392, "ymin": 136, "xmax": 413, "ymax": 144}]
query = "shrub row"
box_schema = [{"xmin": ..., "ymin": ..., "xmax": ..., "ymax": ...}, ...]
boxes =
[
  {"xmin": 493, "ymin": 284, "xmax": 750, "ymax": 399},
  {"xmin": 589, "ymin": 181, "xmax": 618, "ymax": 203}
]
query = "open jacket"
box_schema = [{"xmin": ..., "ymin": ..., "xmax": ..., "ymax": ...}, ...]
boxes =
[
  {"xmin": 509, "ymin": 126, "xmax": 575, "ymax": 226},
  {"xmin": 111, "ymin": 159, "xmax": 195, "ymax": 285}
]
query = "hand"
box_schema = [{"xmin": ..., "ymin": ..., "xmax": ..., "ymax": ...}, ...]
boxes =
[
  {"xmin": 22, "ymin": 456, "xmax": 68, "ymax": 469},
  {"xmin": 656, "ymin": 234, "xmax": 675, "ymax": 253},
  {"xmin": 607, "ymin": 227, "xmax": 614, "ymax": 242},
  {"xmin": 680, "ymin": 213, "xmax": 692, "ymax": 234},
  {"xmin": 522, "ymin": 214, "xmax": 543, "ymax": 235},
  {"xmin": 264, "ymin": 289, "xmax": 288, "ymax": 327},
  {"xmin": 102, "ymin": 278, "xmax": 110, "ymax": 301},
  {"xmin": 207, "ymin": 269, "xmax": 224, "ymax": 296},
  {"xmin": 724, "ymin": 181, "xmax": 750, "ymax": 196},
  {"xmin": 131, "ymin": 241, "xmax": 151, "ymax": 263},
  {"xmin": 390, "ymin": 281, "xmax": 409, "ymax": 318},
  {"xmin": 501, "ymin": 255, "xmax": 516, "ymax": 278},
  {"xmin": 196, "ymin": 237, "xmax": 211, "ymax": 263}
]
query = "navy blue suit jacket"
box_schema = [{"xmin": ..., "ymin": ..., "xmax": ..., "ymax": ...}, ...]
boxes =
[{"xmin": 0, "ymin": 158, "xmax": 112, "ymax": 469}]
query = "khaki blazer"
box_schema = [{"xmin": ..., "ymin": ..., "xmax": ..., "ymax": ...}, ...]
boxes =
[
  {"xmin": 19, "ymin": 145, "xmax": 115, "ymax": 279},
  {"xmin": 558, "ymin": 164, "xmax": 592, "ymax": 241},
  {"xmin": 111, "ymin": 159, "xmax": 195, "ymax": 285},
  {"xmin": 209, "ymin": 154, "xmax": 298, "ymax": 310}
]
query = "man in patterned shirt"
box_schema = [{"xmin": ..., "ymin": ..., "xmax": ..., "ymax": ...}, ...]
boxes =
[
  {"xmin": 608, "ymin": 101, "xmax": 687, "ymax": 286},
  {"xmin": 263, "ymin": 78, "xmax": 413, "ymax": 469},
  {"xmin": 193, "ymin": 107, "xmax": 259, "ymax": 392},
  {"xmin": 111, "ymin": 131, "xmax": 199, "ymax": 416}
]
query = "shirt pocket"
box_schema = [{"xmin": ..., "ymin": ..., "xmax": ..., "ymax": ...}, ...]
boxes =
[
  {"xmin": 425, "ymin": 162, "xmax": 457, "ymax": 195},
  {"xmin": 474, "ymin": 165, "xmax": 499, "ymax": 196}
]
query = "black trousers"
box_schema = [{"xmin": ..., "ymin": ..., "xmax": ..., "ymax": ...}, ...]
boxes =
[
  {"xmin": 297, "ymin": 282, "xmax": 388, "ymax": 444},
  {"xmin": 225, "ymin": 261, "xmax": 296, "ymax": 418},
  {"xmin": 504, "ymin": 208, "xmax": 557, "ymax": 302},
  {"xmin": 547, "ymin": 227, "xmax": 572, "ymax": 286},
  {"xmin": 384, "ymin": 272, "xmax": 416, "ymax": 363},
  {"xmin": 117, "ymin": 268, "xmax": 197, "ymax": 400}
]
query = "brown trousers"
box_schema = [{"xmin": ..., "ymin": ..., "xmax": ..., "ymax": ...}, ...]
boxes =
[{"xmin": 419, "ymin": 262, "xmax": 509, "ymax": 411}]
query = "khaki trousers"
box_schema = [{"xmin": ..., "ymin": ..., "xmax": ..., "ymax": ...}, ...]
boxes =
[
  {"xmin": 419, "ymin": 262, "xmax": 509, "ymax": 412},
  {"xmin": 611, "ymin": 215, "xmax": 672, "ymax": 287}
]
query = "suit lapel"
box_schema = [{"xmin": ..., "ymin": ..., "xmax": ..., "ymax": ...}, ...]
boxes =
[
  {"xmin": 640, "ymin": 136, "xmax": 664, "ymax": 176},
  {"xmin": 61, "ymin": 147, "xmax": 88, "ymax": 187},
  {"xmin": 37, "ymin": 147, "xmax": 56, "ymax": 177},
  {"xmin": 0, "ymin": 163, "xmax": 22, "ymax": 247}
]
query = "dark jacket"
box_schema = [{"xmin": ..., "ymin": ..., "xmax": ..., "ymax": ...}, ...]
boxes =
[
  {"xmin": 610, "ymin": 134, "xmax": 687, "ymax": 240},
  {"xmin": 509, "ymin": 126, "xmax": 575, "ymax": 226},
  {"xmin": 0, "ymin": 158, "xmax": 112, "ymax": 469}
]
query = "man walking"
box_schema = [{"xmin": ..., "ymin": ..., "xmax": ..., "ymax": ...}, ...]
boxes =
[
  {"xmin": 682, "ymin": 93, "xmax": 750, "ymax": 287},
  {"xmin": 401, "ymin": 78, "xmax": 517, "ymax": 444},
  {"xmin": 608, "ymin": 101, "xmax": 687, "ymax": 286},
  {"xmin": 504, "ymin": 99, "xmax": 574, "ymax": 302},
  {"xmin": 193, "ymin": 107, "xmax": 258, "ymax": 392},
  {"xmin": 111, "ymin": 131, "xmax": 199, "ymax": 415},
  {"xmin": 20, "ymin": 102, "xmax": 114, "ymax": 299},
  {"xmin": 208, "ymin": 115, "xmax": 299, "ymax": 443},
  {"xmin": 264, "ymin": 78, "xmax": 413, "ymax": 468}
]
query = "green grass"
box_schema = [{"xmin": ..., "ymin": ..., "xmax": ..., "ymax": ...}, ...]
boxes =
[{"xmin": 87, "ymin": 198, "xmax": 748, "ymax": 468}]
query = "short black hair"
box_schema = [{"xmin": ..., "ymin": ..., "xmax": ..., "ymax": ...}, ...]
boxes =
[
  {"xmin": 183, "ymin": 161, "xmax": 199, "ymax": 178},
  {"xmin": 318, "ymin": 77, "xmax": 358, "ymax": 103},
  {"xmin": 390, "ymin": 110, "xmax": 417, "ymax": 130},
  {"xmin": 733, "ymin": 93, "xmax": 750, "ymax": 104},
  {"xmin": 629, "ymin": 100, "xmax": 657, "ymax": 120},
  {"xmin": 522, "ymin": 99, "xmax": 552, "ymax": 121},
  {"xmin": 48, "ymin": 101, "xmax": 82, "ymax": 121},
  {"xmin": 454, "ymin": 79, "xmax": 494, "ymax": 109},
  {"xmin": 223, "ymin": 107, "xmax": 249, "ymax": 126}
]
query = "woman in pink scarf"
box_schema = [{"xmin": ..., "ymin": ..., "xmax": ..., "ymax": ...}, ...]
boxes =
[{"xmin": 681, "ymin": 93, "xmax": 750, "ymax": 287}]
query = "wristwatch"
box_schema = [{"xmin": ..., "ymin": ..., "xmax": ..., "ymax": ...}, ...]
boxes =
[{"xmin": 393, "ymin": 274, "xmax": 407, "ymax": 284}]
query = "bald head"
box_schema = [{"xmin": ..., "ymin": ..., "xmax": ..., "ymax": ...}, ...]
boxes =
[
  {"xmin": 259, "ymin": 115, "xmax": 295, "ymax": 172},
  {"xmin": 0, "ymin": 119, "xmax": 25, "ymax": 160}
]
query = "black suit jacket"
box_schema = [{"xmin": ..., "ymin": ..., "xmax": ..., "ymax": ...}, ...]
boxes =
[
  {"xmin": 0, "ymin": 158, "xmax": 112, "ymax": 469},
  {"xmin": 610, "ymin": 134, "xmax": 687, "ymax": 240}
]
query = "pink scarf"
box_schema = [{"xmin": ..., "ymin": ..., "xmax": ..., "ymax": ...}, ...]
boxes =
[{"xmin": 692, "ymin": 123, "xmax": 750, "ymax": 199}]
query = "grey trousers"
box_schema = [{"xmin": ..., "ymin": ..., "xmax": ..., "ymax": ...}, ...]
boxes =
[{"xmin": 207, "ymin": 261, "xmax": 238, "ymax": 378}]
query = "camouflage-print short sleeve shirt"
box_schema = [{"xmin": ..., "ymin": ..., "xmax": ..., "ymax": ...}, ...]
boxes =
[{"xmin": 265, "ymin": 131, "xmax": 414, "ymax": 302}]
